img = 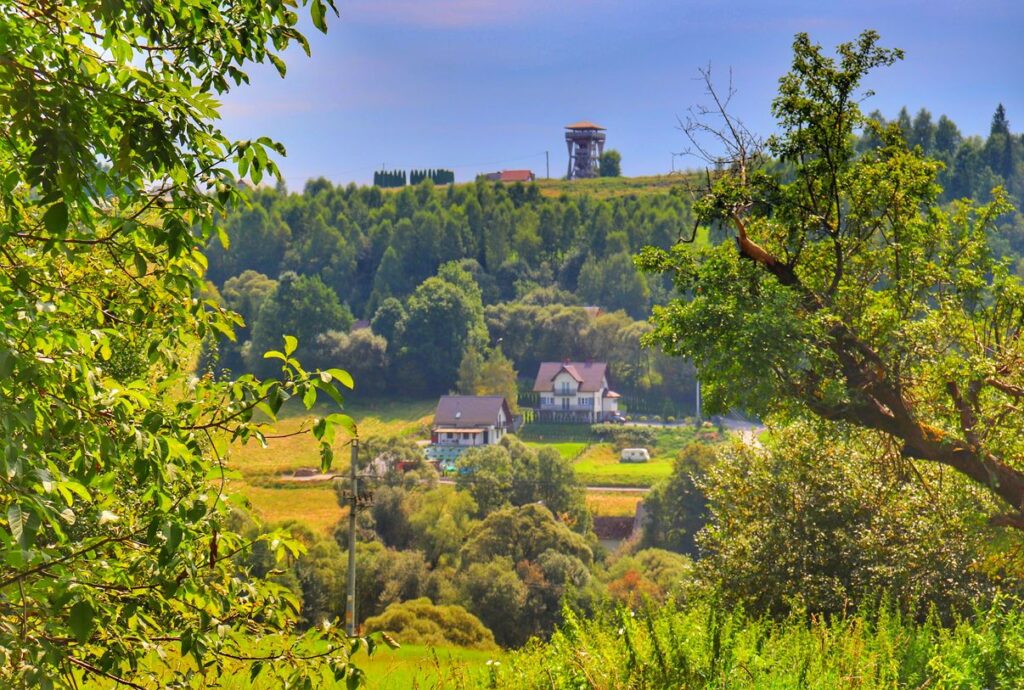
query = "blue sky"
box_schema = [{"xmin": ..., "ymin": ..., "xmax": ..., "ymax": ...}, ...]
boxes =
[{"xmin": 219, "ymin": 0, "xmax": 1024, "ymax": 189}]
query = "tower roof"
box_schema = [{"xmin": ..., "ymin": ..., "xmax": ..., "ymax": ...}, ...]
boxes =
[{"xmin": 565, "ymin": 120, "xmax": 606, "ymax": 130}]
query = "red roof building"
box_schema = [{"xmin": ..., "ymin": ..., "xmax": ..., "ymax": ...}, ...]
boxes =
[{"xmin": 484, "ymin": 169, "xmax": 536, "ymax": 183}]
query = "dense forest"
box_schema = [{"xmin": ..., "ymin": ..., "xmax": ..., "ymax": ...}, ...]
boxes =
[
  {"xmin": 202, "ymin": 176, "xmax": 699, "ymax": 408},
  {"xmin": 202, "ymin": 102, "xmax": 1024, "ymax": 412}
]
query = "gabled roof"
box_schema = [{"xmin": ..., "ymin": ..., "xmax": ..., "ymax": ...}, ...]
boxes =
[
  {"xmin": 533, "ymin": 361, "xmax": 609, "ymax": 393},
  {"xmin": 499, "ymin": 170, "xmax": 534, "ymax": 182},
  {"xmin": 433, "ymin": 396, "xmax": 510, "ymax": 428}
]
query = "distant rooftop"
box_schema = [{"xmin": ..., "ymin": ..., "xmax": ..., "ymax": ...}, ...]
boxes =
[{"xmin": 565, "ymin": 120, "xmax": 605, "ymax": 131}]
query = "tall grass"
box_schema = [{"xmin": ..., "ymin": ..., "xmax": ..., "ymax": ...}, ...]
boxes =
[{"xmin": 496, "ymin": 596, "xmax": 1024, "ymax": 689}]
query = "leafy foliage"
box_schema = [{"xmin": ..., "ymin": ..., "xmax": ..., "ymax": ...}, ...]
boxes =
[
  {"xmin": 363, "ymin": 598, "xmax": 498, "ymax": 650},
  {"xmin": 640, "ymin": 30, "xmax": 1024, "ymax": 523},
  {"xmin": 640, "ymin": 443, "xmax": 714, "ymax": 556},
  {"xmin": 0, "ymin": 1, "xmax": 383, "ymax": 687},
  {"xmin": 698, "ymin": 426, "xmax": 1005, "ymax": 619},
  {"xmin": 499, "ymin": 596, "xmax": 1024, "ymax": 689},
  {"xmin": 599, "ymin": 149, "xmax": 623, "ymax": 177}
]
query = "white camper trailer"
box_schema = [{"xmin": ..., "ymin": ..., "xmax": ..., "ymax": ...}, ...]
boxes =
[{"xmin": 619, "ymin": 448, "xmax": 650, "ymax": 463}]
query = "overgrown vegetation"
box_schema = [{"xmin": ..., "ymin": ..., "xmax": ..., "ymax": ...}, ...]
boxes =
[{"xmin": 499, "ymin": 597, "xmax": 1024, "ymax": 689}]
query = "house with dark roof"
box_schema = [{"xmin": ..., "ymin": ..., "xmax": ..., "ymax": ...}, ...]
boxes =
[
  {"xmin": 429, "ymin": 395, "xmax": 511, "ymax": 450},
  {"xmin": 532, "ymin": 361, "xmax": 620, "ymax": 423}
]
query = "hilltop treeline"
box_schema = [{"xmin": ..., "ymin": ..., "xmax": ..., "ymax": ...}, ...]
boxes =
[
  {"xmin": 203, "ymin": 177, "xmax": 698, "ymax": 403},
  {"xmin": 410, "ymin": 168, "xmax": 454, "ymax": 185},
  {"xmin": 374, "ymin": 169, "xmax": 455, "ymax": 187},
  {"xmin": 860, "ymin": 104, "xmax": 1024, "ymax": 258},
  {"xmin": 372, "ymin": 169, "xmax": 406, "ymax": 188}
]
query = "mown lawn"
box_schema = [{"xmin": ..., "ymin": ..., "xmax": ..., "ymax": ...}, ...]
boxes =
[
  {"xmin": 573, "ymin": 444, "xmax": 673, "ymax": 487},
  {"xmin": 516, "ymin": 422, "xmax": 594, "ymax": 443},
  {"xmin": 523, "ymin": 440, "xmax": 588, "ymax": 461}
]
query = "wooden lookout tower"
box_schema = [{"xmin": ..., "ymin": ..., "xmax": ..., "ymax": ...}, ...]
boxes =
[{"xmin": 565, "ymin": 121, "xmax": 606, "ymax": 179}]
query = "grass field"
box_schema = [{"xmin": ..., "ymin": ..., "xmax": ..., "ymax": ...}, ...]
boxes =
[
  {"xmin": 234, "ymin": 482, "xmax": 344, "ymax": 535},
  {"xmin": 517, "ymin": 423, "xmax": 595, "ymax": 443},
  {"xmin": 362, "ymin": 644, "xmax": 501, "ymax": 689},
  {"xmin": 81, "ymin": 643, "xmax": 499, "ymax": 689},
  {"xmin": 228, "ymin": 397, "xmax": 434, "ymax": 480},
  {"xmin": 225, "ymin": 398, "xmax": 435, "ymax": 532},
  {"xmin": 586, "ymin": 490, "xmax": 645, "ymax": 517},
  {"xmin": 534, "ymin": 173, "xmax": 702, "ymax": 200},
  {"xmin": 573, "ymin": 444, "xmax": 673, "ymax": 487},
  {"xmin": 523, "ymin": 440, "xmax": 588, "ymax": 461}
]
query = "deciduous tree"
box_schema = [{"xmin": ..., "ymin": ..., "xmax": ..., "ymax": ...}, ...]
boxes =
[
  {"xmin": 640, "ymin": 31, "xmax": 1024, "ymax": 528},
  {"xmin": 0, "ymin": 1, "xmax": 369, "ymax": 688}
]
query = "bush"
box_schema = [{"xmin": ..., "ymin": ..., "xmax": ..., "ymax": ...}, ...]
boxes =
[
  {"xmin": 698, "ymin": 423, "xmax": 1008, "ymax": 619},
  {"xmin": 363, "ymin": 598, "xmax": 498, "ymax": 650},
  {"xmin": 591, "ymin": 424, "xmax": 656, "ymax": 451}
]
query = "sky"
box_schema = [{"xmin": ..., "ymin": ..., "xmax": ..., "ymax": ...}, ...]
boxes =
[{"xmin": 219, "ymin": 0, "xmax": 1024, "ymax": 189}]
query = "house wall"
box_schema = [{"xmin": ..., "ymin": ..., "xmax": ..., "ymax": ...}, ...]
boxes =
[{"xmin": 434, "ymin": 423, "xmax": 506, "ymax": 446}]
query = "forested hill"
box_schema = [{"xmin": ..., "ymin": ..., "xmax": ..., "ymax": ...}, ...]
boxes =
[
  {"xmin": 202, "ymin": 104, "xmax": 1023, "ymax": 402},
  {"xmin": 202, "ymin": 173, "xmax": 701, "ymax": 405},
  {"xmin": 859, "ymin": 104, "xmax": 1024, "ymax": 258},
  {"xmin": 206, "ymin": 174, "xmax": 698, "ymax": 322}
]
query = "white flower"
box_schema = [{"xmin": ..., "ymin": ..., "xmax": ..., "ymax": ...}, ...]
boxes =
[{"xmin": 99, "ymin": 510, "xmax": 119, "ymax": 525}]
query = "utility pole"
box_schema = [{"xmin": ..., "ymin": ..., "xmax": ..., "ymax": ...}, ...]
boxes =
[
  {"xmin": 695, "ymin": 379, "xmax": 702, "ymax": 423},
  {"xmin": 545, "ymin": 151, "xmax": 550, "ymax": 179},
  {"xmin": 345, "ymin": 439, "xmax": 358, "ymax": 637}
]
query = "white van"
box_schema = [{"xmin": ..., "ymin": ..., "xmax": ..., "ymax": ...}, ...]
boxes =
[{"xmin": 620, "ymin": 448, "xmax": 650, "ymax": 463}]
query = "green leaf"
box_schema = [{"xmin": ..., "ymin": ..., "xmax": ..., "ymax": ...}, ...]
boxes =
[
  {"xmin": 263, "ymin": 350, "xmax": 287, "ymax": 362},
  {"xmin": 311, "ymin": 0, "xmax": 328, "ymax": 32},
  {"xmin": 346, "ymin": 666, "xmax": 365, "ymax": 690},
  {"xmin": 133, "ymin": 251, "xmax": 147, "ymax": 278},
  {"xmin": 0, "ymin": 349, "xmax": 13, "ymax": 379},
  {"xmin": 327, "ymin": 368, "xmax": 355, "ymax": 389},
  {"xmin": 43, "ymin": 202, "xmax": 68, "ymax": 235},
  {"xmin": 69, "ymin": 601, "xmax": 95, "ymax": 643},
  {"xmin": 7, "ymin": 504, "xmax": 22, "ymax": 543},
  {"xmin": 326, "ymin": 413, "xmax": 357, "ymax": 437},
  {"xmin": 284, "ymin": 335, "xmax": 298, "ymax": 356},
  {"xmin": 303, "ymin": 384, "xmax": 317, "ymax": 409},
  {"xmin": 269, "ymin": 54, "xmax": 287, "ymax": 78},
  {"xmin": 319, "ymin": 442, "xmax": 333, "ymax": 472}
]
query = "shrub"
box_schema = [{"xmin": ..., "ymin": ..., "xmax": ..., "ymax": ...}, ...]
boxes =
[
  {"xmin": 591, "ymin": 424, "xmax": 656, "ymax": 451},
  {"xmin": 363, "ymin": 598, "xmax": 498, "ymax": 650},
  {"xmin": 699, "ymin": 423, "xmax": 1008, "ymax": 619}
]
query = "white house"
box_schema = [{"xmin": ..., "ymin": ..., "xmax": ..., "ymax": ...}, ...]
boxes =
[
  {"xmin": 430, "ymin": 395, "xmax": 511, "ymax": 448},
  {"xmin": 533, "ymin": 361, "xmax": 620, "ymax": 422}
]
